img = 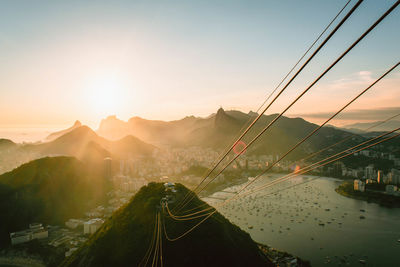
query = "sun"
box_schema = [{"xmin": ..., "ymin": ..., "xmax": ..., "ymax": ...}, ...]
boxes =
[{"xmin": 85, "ymin": 74, "xmax": 123, "ymax": 115}]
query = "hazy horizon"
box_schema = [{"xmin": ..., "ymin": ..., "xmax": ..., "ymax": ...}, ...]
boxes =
[
  {"xmin": 2, "ymin": 104, "xmax": 400, "ymax": 127},
  {"xmin": 3, "ymin": 105, "xmax": 400, "ymax": 144}
]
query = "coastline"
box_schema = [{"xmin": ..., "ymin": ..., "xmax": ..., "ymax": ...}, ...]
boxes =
[
  {"xmin": 257, "ymin": 243, "xmax": 311, "ymax": 267},
  {"xmin": 335, "ymin": 181, "xmax": 400, "ymax": 208}
]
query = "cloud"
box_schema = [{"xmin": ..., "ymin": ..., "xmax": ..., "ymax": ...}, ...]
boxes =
[
  {"xmin": 323, "ymin": 70, "xmax": 375, "ymax": 91},
  {"xmin": 293, "ymin": 107, "xmax": 400, "ymax": 121},
  {"xmin": 287, "ymin": 67, "xmax": 400, "ymax": 123}
]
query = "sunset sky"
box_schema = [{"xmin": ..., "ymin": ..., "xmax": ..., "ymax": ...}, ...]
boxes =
[{"xmin": 1, "ymin": 0, "xmax": 399, "ymax": 129}]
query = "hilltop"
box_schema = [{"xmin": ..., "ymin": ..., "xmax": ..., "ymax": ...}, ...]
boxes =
[
  {"xmin": 46, "ymin": 120, "xmax": 82, "ymax": 141},
  {"xmin": 0, "ymin": 156, "xmax": 111, "ymax": 247},
  {"xmin": 97, "ymin": 114, "xmax": 203, "ymax": 146},
  {"xmin": 29, "ymin": 125, "xmax": 156, "ymax": 162},
  {"xmin": 61, "ymin": 183, "xmax": 273, "ymax": 267},
  {"xmin": 0, "ymin": 138, "xmax": 16, "ymax": 149}
]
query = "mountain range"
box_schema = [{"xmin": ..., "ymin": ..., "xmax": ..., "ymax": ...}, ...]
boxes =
[
  {"xmin": 96, "ymin": 108, "xmax": 364, "ymax": 160},
  {"xmin": 4, "ymin": 108, "xmax": 399, "ymax": 172},
  {"xmin": 39, "ymin": 126, "xmax": 155, "ymax": 161},
  {"xmin": 14, "ymin": 126, "xmax": 156, "ymax": 165},
  {"xmin": 343, "ymin": 120, "xmax": 400, "ymax": 133}
]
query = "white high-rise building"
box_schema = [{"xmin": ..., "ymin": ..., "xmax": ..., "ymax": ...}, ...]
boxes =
[
  {"xmin": 10, "ymin": 223, "xmax": 48, "ymax": 245},
  {"xmin": 84, "ymin": 219, "xmax": 104, "ymax": 235}
]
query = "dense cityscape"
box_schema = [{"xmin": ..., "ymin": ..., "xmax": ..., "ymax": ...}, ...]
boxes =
[{"xmin": 2, "ymin": 142, "xmax": 399, "ymax": 265}]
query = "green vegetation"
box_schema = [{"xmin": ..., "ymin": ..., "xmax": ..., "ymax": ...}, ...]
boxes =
[
  {"xmin": 178, "ymin": 165, "xmax": 209, "ymax": 177},
  {"xmin": 0, "ymin": 156, "xmax": 111, "ymax": 247},
  {"xmin": 1, "ymin": 239, "xmax": 65, "ymax": 267},
  {"xmin": 336, "ymin": 181, "xmax": 400, "ymax": 208},
  {"xmin": 61, "ymin": 183, "xmax": 271, "ymax": 267},
  {"xmin": 339, "ymin": 155, "xmax": 395, "ymax": 173}
]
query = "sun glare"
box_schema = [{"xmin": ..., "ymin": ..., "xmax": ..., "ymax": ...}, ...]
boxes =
[{"xmin": 85, "ymin": 74, "xmax": 123, "ymax": 115}]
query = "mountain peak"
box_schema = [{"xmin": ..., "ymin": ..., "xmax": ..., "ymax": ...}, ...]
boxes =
[
  {"xmin": 104, "ymin": 115, "xmax": 123, "ymax": 122},
  {"xmin": 217, "ymin": 107, "xmax": 225, "ymax": 115},
  {"xmin": 248, "ymin": 111, "xmax": 258, "ymax": 117},
  {"xmin": 99, "ymin": 115, "xmax": 125, "ymax": 124},
  {"xmin": 215, "ymin": 107, "xmax": 227, "ymax": 121},
  {"xmin": 46, "ymin": 120, "xmax": 85, "ymax": 141},
  {"xmin": 215, "ymin": 107, "xmax": 238, "ymax": 129},
  {"xmin": 49, "ymin": 125, "xmax": 98, "ymax": 144}
]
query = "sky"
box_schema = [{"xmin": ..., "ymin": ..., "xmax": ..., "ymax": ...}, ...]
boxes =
[{"xmin": 0, "ymin": 0, "xmax": 399, "ymax": 129}]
